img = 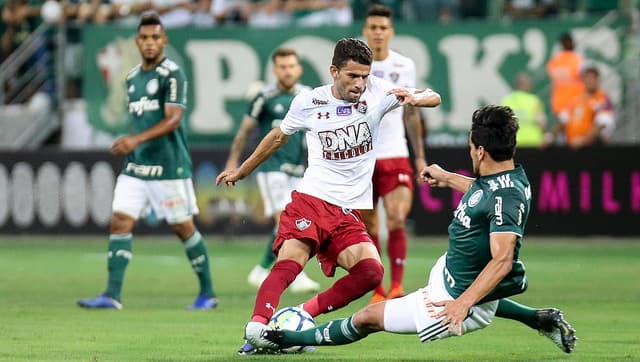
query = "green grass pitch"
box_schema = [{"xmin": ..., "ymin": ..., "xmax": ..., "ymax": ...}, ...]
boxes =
[{"xmin": 1, "ymin": 235, "xmax": 639, "ymax": 361}]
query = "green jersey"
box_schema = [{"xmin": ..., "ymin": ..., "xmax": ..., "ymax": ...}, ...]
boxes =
[
  {"xmin": 122, "ymin": 58, "xmax": 191, "ymax": 180},
  {"xmin": 444, "ymin": 165, "xmax": 531, "ymax": 303},
  {"xmin": 247, "ymin": 83, "xmax": 307, "ymax": 177}
]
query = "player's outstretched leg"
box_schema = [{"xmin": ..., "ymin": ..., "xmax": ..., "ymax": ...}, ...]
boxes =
[
  {"xmin": 496, "ymin": 298, "xmax": 576, "ymax": 353},
  {"xmin": 253, "ymin": 316, "xmax": 368, "ymax": 349},
  {"xmin": 535, "ymin": 308, "xmax": 577, "ymax": 353}
]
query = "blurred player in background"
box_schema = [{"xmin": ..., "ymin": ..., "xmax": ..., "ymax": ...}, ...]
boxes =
[
  {"xmin": 501, "ymin": 72, "xmax": 547, "ymax": 147},
  {"xmin": 217, "ymin": 38, "xmax": 441, "ymax": 355},
  {"xmin": 542, "ymin": 66, "xmax": 614, "ymax": 148},
  {"xmin": 247, "ymin": 105, "xmax": 577, "ymax": 354},
  {"xmin": 77, "ymin": 12, "xmax": 218, "ymax": 310},
  {"xmin": 225, "ymin": 48, "xmax": 320, "ymax": 293},
  {"xmin": 361, "ymin": 4, "xmax": 427, "ymax": 304},
  {"xmin": 546, "ymin": 32, "xmax": 584, "ymax": 117}
]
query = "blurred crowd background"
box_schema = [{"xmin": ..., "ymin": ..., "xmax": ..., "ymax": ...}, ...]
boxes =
[{"xmin": 1, "ymin": 0, "xmax": 639, "ymax": 150}]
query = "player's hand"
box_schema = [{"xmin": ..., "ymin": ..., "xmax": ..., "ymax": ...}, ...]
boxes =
[
  {"xmin": 387, "ymin": 88, "xmax": 413, "ymax": 106},
  {"xmin": 216, "ymin": 168, "xmax": 243, "ymax": 187},
  {"xmin": 111, "ymin": 135, "xmax": 140, "ymax": 155},
  {"xmin": 433, "ymin": 299, "xmax": 472, "ymax": 336},
  {"xmin": 420, "ymin": 164, "xmax": 449, "ymax": 188},
  {"xmin": 414, "ymin": 158, "xmax": 428, "ymax": 183}
]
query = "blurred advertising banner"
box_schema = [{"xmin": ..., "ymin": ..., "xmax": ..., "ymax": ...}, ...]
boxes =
[
  {"xmin": 82, "ymin": 17, "xmax": 624, "ymax": 146},
  {"xmin": 412, "ymin": 146, "xmax": 640, "ymax": 236},
  {"xmin": 0, "ymin": 147, "xmax": 638, "ymax": 235},
  {"xmin": 0, "ymin": 149, "xmax": 271, "ymax": 235}
]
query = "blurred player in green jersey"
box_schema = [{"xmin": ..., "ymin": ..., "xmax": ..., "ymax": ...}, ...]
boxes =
[{"xmin": 78, "ymin": 11, "xmax": 217, "ymax": 310}]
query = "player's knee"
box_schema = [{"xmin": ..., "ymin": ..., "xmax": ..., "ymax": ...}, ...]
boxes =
[
  {"xmin": 351, "ymin": 258, "xmax": 384, "ymax": 290},
  {"xmin": 386, "ymin": 211, "xmax": 408, "ymax": 230},
  {"xmin": 110, "ymin": 212, "xmax": 134, "ymax": 234},
  {"xmin": 353, "ymin": 305, "xmax": 384, "ymax": 332}
]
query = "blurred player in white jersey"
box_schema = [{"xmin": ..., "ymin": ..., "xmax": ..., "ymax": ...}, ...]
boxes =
[
  {"xmin": 216, "ymin": 38, "xmax": 441, "ymax": 355},
  {"xmin": 362, "ymin": 5, "xmax": 426, "ymax": 303}
]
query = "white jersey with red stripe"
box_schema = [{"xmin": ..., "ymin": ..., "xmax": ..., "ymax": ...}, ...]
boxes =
[
  {"xmin": 370, "ymin": 49, "xmax": 416, "ymax": 159},
  {"xmin": 280, "ymin": 76, "xmax": 400, "ymax": 210}
]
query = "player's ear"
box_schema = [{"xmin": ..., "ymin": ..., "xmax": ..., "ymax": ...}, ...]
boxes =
[{"xmin": 329, "ymin": 65, "xmax": 338, "ymax": 80}]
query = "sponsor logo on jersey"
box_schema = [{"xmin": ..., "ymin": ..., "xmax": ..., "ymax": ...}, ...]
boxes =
[
  {"xmin": 295, "ymin": 218, "xmax": 312, "ymax": 231},
  {"xmin": 318, "ymin": 122, "xmax": 373, "ymax": 160},
  {"xmin": 372, "ymin": 70, "xmax": 384, "ymax": 78},
  {"xmin": 468, "ymin": 189, "xmax": 483, "ymax": 207},
  {"xmin": 420, "ymin": 289, "xmax": 437, "ymax": 318},
  {"xmin": 453, "ymin": 201, "xmax": 471, "ymax": 228},
  {"xmin": 336, "ymin": 105, "xmax": 352, "ymax": 116},
  {"xmin": 274, "ymin": 103, "xmax": 284, "ymax": 113},
  {"xmin": 356, "ymin": 100, "xmax": 367, "ymax": 113},
  {"xmin": 390, "ymin": 72, "xmax": 400, "ymax": 83},
  {"xmin": 146, "ymin": 78, "xmax": 159, "ymax": 95},
  {"xmin": 129, "ymin": 96, "xmax": 160, "ymax": 116},
  {"xmin": 128, "ymin": 84, "xmax": 135, "ymax": 93},
  {"xmin": 312, "ymin": 98, "xmax": 328, "ymax": 105},
  {"xmin": 125, "ymin": 162, "xmax": 163, "ymax": 177},
  {"xmin": 160, "ymin": 197, "xmax": 185, "ymax": 208},
  {"xmin": 317, "ymin": 112, "xmax": 330, "ymax": 119}
]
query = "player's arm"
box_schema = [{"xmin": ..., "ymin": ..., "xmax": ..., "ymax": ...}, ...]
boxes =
[
  {"xmin": 387, "ymin": 87, "xmax": 441, "ymax": 108},
  {"xmin": 225, "ymin": 115, "xmax": 258, "ymax": 170},
  {"xmin": 216, "ymin": 127, "xmax": 289, "ymax": 186},
  {"xmin": 403, "ymin": 105, "xmax": 427, "ymax": 172},
  {"xmin": 420, "ymin": 164, "xmax": 474, "ymax": 193},
  {"xmin": 435, "ymin": 232, "xmax": 517, "ymax": 335},
  {"xmin": 111, "ymin": 104, "xmax": 183, "ymax": 155}
]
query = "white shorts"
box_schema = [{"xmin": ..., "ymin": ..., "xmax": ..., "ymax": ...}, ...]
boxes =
[
  {"xmin": 255, "ymin": 171, "xmax": 301, "ymax": 217},
  {"xmin": 383, "ymin": 254, "xmax": 498, "ymax": 342},
  {"xmin": 112, "ymin": 174, "xmax": 199, "ymax": 225}
]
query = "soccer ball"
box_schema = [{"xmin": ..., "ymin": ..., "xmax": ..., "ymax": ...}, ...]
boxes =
[{"xmin": 268, "ymin": 306, "xmax": 315, "ymax": 353}]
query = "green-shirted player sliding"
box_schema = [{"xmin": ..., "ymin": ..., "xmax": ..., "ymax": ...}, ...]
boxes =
[
  {"xmin": 225, "ymin": 48, "xmax": 320, "ymax": 294},
  {"xmin": 77, "ymin": 12, "xmax": 217, "ymax": 310},
  {"xmin": 246, "ymin": 105, "xmax": 577, "ymax": 353}
]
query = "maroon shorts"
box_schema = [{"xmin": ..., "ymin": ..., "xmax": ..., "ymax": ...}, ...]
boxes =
[
  {"xmin": 275, "ymin": 191, "xmax": 373, "ymax": 277},
  {"xmin": 372, "ymin": 157, "xmax": 414, "ymax": 200}
]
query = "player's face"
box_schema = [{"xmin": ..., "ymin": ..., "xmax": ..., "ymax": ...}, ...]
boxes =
[
  {"xmin": 362, "ymin": 16, "xmax": 394, "ymax": 52},
  {"xmin": 273, "ymin": 55, "xmax": 302, "ymax": 91},
  {"xmin": 583, "ymin": 71, "xmax": 599, "ymax": 93},
  {"xmin": 330, "ymin": 60, "xmax": 370, "ymax": 103},
  {"xmin": 136, "ymin": 25, "xmax": 167, "ymax": 65}
]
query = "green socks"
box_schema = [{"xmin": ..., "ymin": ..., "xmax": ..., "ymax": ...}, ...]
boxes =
[
  {"xmin": 496, "ymin": 298, "xmax": 539, "ymax": 330},
  {"xmin": 183, "ymin": 231, "xmax": 215, "ymax": 297},
  {"xmin": 258, "ymin": 230, "xmax": 277, "ymax": 269},
  {"xmin": 282, "ymin": 316, "xmax": 366, "ymax": 348},
  {"xmin": 104, "ymin": 234, "xmax": 132, "ymax": 301}
]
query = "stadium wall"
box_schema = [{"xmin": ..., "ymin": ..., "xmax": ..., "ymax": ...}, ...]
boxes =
[
  {"xmin": 82, "ymin": 16, "xmax": 626, "ymax": 146},
  {"xmin": 0, "ymin": 147, "xmax": 638, "ymax": 236}
]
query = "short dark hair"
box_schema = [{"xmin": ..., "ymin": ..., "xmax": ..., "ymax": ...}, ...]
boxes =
[
  {"xmin": 470, "ymin": 105, "xmax": 519, "ymax": 161},
  {"xmin": 582, "ymin": 66, "xmax": 599, "ymax": 77},
  {"xmin": 332, "ymin": 38, "xmax": 372, "ymax": 69},
  {"xmin": 138, "ymin": 11, "xmax": 163, "ymax": 30},
  {"xmin": 559, "ymin": 32, "xmax": 574, "ymax": 51},
  {"xmin": 367, "ymin": 4, "xmax": 393, "ymax": 19},
  {"xmin": 271, "ymin": 48, "xmax": 299, "ymax": 63}
]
